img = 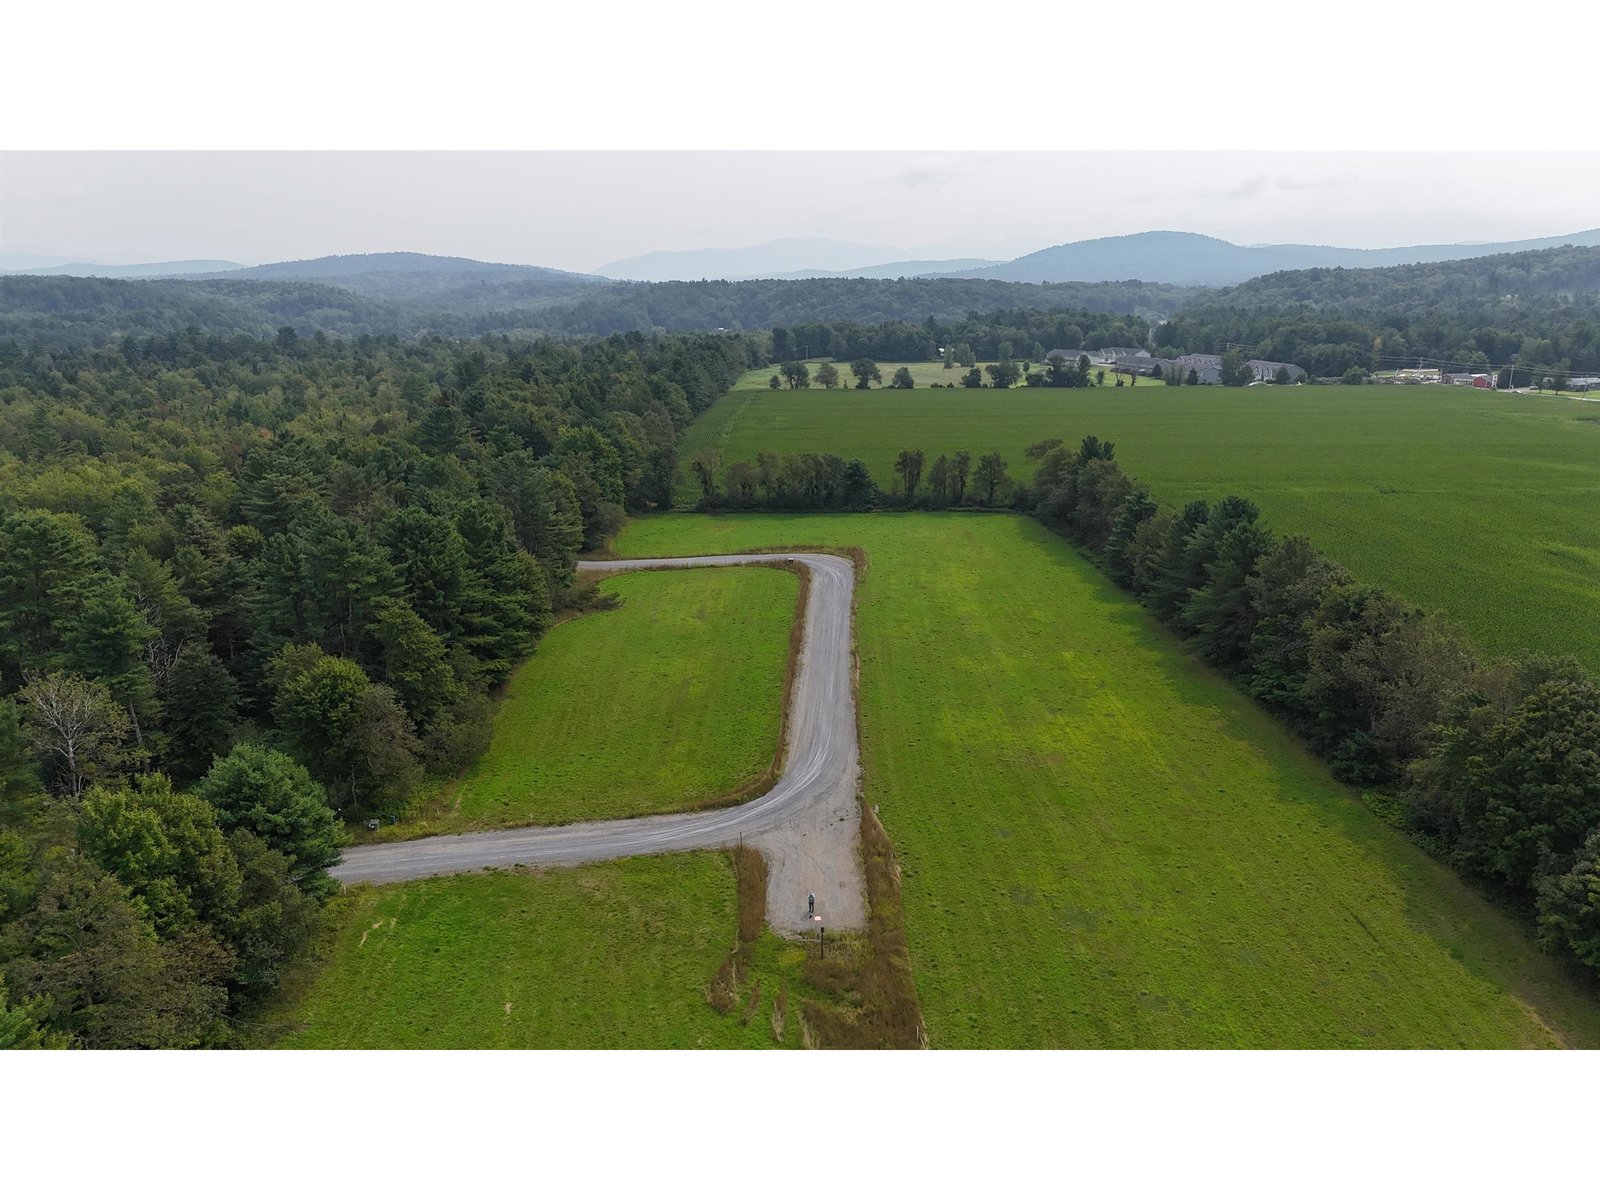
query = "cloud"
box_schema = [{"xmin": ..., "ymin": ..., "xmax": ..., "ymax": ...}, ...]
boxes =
[
  {"xmin": 1272, "ymin": 172, "xmax": 1357, "ymax": 192},
  {"xmin": 1223, "ymin": 173, "xmax": 1271, "ymax": 200},
  {"xmin": 1184, "ymin": 169, "xmax": 1359, "ymax": 205},
  {"xmin": 892, "ymin": 163, "xmax": 960, "ymax": 190}
]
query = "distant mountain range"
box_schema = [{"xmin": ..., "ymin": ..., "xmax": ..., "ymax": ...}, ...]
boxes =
[
  {"xmin": 941, "ymin": 229, "xmax": 1600, "ymax": 286},
  {"xmin": 1, "ymin": 259, "xmax": 246, "ymax": 278},
  {"xmin": 215, "ymin": 252, "xmax": 593, "ymax": 283},
  {"xmin": 595, "ymin": 237, "xmax": 1007, "ymax": 282},
  {"xmin": 6, "ymin": 243, "xmax": 1596, "ymax": 351},
  {"xmin": 13, "ymin": 231, "xmax": 1600, "ymax": 291},
  {"xmin": 594, "ymin": 229, "xmax": 1600, "ymax": 286},
  {"xmin": 769, "ymin": 258, "xmax": 1002, "ymax": 280},
  {"xmin": 198, "ymin": 252, "xmax": 603, "ymax": 311}
]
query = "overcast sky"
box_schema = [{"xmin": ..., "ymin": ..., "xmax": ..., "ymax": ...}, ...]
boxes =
[{"xmin": 4, "ymin": 151, "xmax": 1598, "ymax": 273}]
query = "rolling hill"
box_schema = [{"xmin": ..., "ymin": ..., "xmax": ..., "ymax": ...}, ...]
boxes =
[
  {"xmin": 0, "ymin": 259, "xmax": 246, "ymax": 278},
  {"xmin": 945, "ymin": 229, "xmax": 1600, "ymax": 286}
]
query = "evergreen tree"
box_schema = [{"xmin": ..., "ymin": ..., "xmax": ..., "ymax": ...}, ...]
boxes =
[
  {"xmin": 196, "ymin": 744, "xmax": 345, "ymax": 893},
  {"xmin": 1103, "ymin": 489, "xmax": 1159, "ymax": 588},
  {"xmin": 158, "ymin": 647, "xmax": 240, "ymax": 784},
  {"xmin": 1142, "ymin": 500, "xmax": 1212, "ymax": 621},
  {"xmin": 0, "ymin": 510, "xmax": 103, "ymax": 687},
  {"xmin": 1181, "ymin": 517, "xmax": 1276, "ymax": 670}
]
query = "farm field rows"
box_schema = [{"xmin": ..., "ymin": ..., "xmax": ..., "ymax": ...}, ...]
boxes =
[
  {"xmin": 616, "ymin": 512, "xmax": 1600, "ymax": 1048},
  {"xmin": 677, "ymin": 381, "xmax": 1600, "ymax": 668},
  {"xmin": 374, "ymin": 565, "xmax": 796, "ymax": 840}
]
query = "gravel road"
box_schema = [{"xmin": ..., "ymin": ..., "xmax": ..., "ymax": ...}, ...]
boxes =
[{"xmin": 330, "ymin": 554, "xmax": 866, "ymax": 932}]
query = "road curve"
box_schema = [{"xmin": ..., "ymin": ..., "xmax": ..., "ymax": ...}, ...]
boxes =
[{"xmin": 330, "ymin": 554, "xmax": 865, "ymax": 932}]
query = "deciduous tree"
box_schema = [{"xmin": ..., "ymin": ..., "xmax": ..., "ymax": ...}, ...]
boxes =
[
  {"xmin": 17, "ymin": 672, "xmax": 131, "ymax": 800},
  {"xmin": 893, "ymin": 449, "xmax": 926, "ymax": 501},
  {"xmin": 850, "ymin": 359, "xmax": 882, "ymax": 389},
  {"xmin": 972, "ymin": 453, "xmax": 1011, "ymax": 506}
]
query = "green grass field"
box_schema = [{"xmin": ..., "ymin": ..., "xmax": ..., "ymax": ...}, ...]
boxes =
[
  {"xmin": 616, "ymin": 513, "xmax": 1600, "ymax": 1048},
  {"xmin": 274, "ymin": 855, "xmax": 813, "ymax": 1049},
  {"xmin": 679, "ymin": 381, "xmax": 1600, "ymax": 668},
  {"xmin": 380, "ymin": 566, "xmax": 796, "ymax": 838}
]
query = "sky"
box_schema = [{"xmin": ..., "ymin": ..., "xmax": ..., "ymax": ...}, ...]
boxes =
[{"xmin": 3, "ymin": 151, "xmax": 1598, "ymax": 274}]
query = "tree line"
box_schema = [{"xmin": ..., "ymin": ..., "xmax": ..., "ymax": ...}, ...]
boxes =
[
  {"xmin": 769, "ymin": 352, "xmax": 1109, "ymax": 392},
  {"xmin": 1016, "ymin": 435, "xmax": 1600, "ymax": 981},
  {"xmin": 0, "ymin": 324, "xmax": 761, "ymax": 1046},
  {"xmin": 768, "ymin": 309, "xmax": 1153, "ymax": 365},
  {"xmin": 688, "ymin": 445, "xmax": 1015, "ymax": 511}
]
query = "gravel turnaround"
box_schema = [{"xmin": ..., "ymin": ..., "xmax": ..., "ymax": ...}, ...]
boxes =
[{"xmin": 330, "ymin": 554, "xmax": 866, "ymax": 932}]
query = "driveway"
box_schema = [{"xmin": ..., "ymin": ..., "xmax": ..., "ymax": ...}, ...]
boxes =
[{"xmin": 330, "ymin": 553, "xmax": 866, "ymax": 932}]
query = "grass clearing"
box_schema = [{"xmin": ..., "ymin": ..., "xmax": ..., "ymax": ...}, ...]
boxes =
[
  {"xmin": 617, "ymin": 512, "xmax": 1600, "ymax": 1048},
  {"xmin": 271, "ymin": 855, "xmax": 822, "ymax": 1049},
  {"xmin": 677, "ymin": 381, "xmax": 1600, "ymax": 668},
  {"xmin": 377, "ymin": 565, "xmax": 796, "ymax": 837}
]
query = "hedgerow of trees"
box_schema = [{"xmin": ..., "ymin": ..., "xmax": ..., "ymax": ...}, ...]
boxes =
[{"xmin": 1016, "ymin": 434, "xmax": 1600, "ymax": 981}]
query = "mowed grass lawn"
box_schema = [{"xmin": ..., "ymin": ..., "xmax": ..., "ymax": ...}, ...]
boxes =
[
  {"xmin": 678, "ymin": 382, "xmax": 1600, "ymax": 669},
  {"xmin": 275, "ymin": 856, "xmax": 794, "ymax": 1049},
  {"xmin": 387, "ymin": 565, "xmax": 796, "ymax": 837},
  {"xmin": 618, "ymin": 513, "xmax": 1600, "ymax": 1048}
]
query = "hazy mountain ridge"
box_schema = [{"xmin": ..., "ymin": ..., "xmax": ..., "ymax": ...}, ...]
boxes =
[
  {"xmin": 769, "ymin": 258, "xmax": 1003, "ymax": 280},
  {"xmin": 595, "ymin": 237, "xmax": 1003, "ymax": 281},
  {"xmin": 216, "ymin": 252, "xmax": 596, "ymax": 281},
  {"xmin": 198, "ymin": 252, "xmax": 606, "ymax": 312},
  {"xmin": 6, "ymin": 241, "xmax": 1596, "ymax": 351},
  {"xmin": 946, "ymin": 229, "xmax": 1600, "ymax": 286},
  {"xmin": 1, "ymin": 259, "xmax": 246, "ymax": 278}
]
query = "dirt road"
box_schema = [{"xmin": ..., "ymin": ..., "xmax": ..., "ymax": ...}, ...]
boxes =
[{"xmin": 330, "ymin": 553, "xmax": 865, "ymax": 932}]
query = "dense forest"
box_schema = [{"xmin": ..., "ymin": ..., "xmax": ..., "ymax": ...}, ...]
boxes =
[
  {"xmin": 1209, "ymin": 243, "xmax": 1600, "ymax": 311},
  {"xmin": 0, "ymin": 273, "xmax": 1197, "ymax": 349},
  {"xmin": 9, "ymin": 245, "xmax": 1594, "ymax": 382},
  {"xmin": 1160, "ymin": 245, "xmax": 1600, "ymax": 381},
  {"xmin": 0, "ymin": 277, "xmax": 418, "ymax": 347},
  {"xmin": 0, "ymin": 326, "xmax": 759, "ymax": 1046},
  {"xmin": 519, "ymin": 277, "xmax": 1191, "ymax": 335}
]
